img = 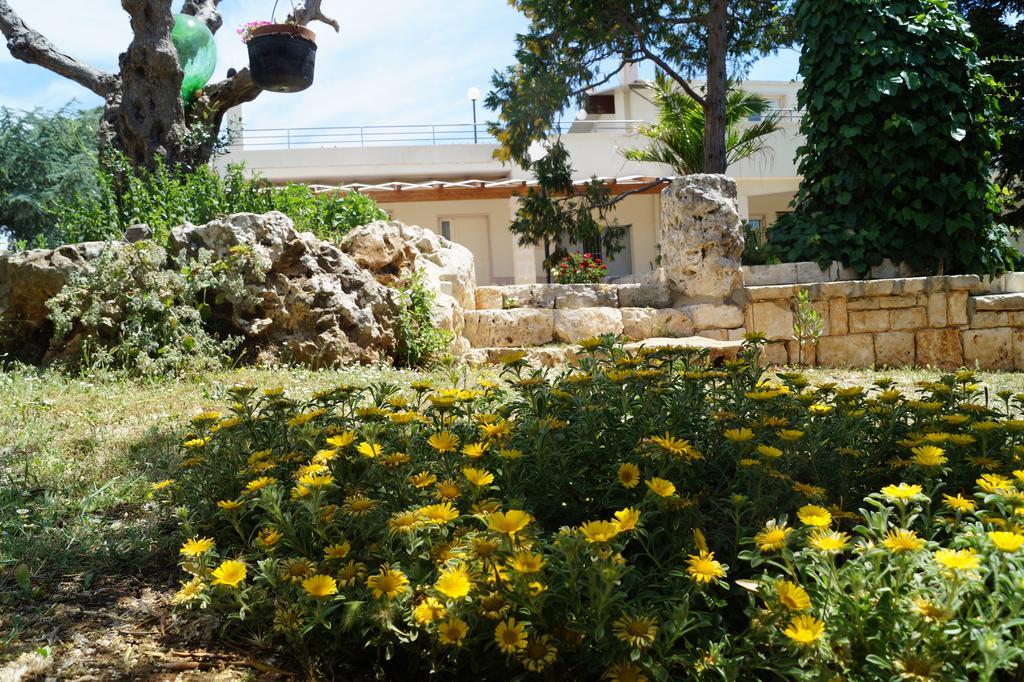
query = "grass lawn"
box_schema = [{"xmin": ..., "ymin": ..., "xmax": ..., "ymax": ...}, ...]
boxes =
[{"xmin": 2, "ymin": 361, "xmax": 1023, "ymax": 678}]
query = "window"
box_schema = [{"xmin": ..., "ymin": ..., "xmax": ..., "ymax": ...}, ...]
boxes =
[
  {"xmin": 745, "ymin": 218, "xmax": 763, "ymax": 230},
  {"xmin": 439, "ymin": 219, "xmax": 451, "ymax": 241},
  {"xmin": 584, "ymin": 94, "xmax": 616, "ymax": 115}
]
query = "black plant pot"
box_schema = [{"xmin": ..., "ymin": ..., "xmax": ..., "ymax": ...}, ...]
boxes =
[{"xmin": 247, "ymin": 24, "xmax": 317, "ymax": 93}]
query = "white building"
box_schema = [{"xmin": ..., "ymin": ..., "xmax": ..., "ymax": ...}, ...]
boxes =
[{"xmin": 220, "ymin": 73, "xmax": 803, "ymax": 285}]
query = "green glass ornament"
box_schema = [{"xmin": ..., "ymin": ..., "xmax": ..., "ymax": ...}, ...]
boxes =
[{"xmin": 172, "ymin": 14, "xmax": 217, "ymax": 101}]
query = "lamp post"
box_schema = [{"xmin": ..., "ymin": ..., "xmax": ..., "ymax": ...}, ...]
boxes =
[{"xmin": 467, "ymin": 87, "xmax": 481, "ymax": 143}]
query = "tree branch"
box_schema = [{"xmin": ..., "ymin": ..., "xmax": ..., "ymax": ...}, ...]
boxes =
[
  {"xmin": 288, "ymin": 0, "xmax": 340, "ymax": 33},
  {"xmin": 589, "ymin": 178, "xmax": 671, "ymax": 209},
  {"xmin": 0, "ymin": 0, "xmax": 118, "ymax": 97},
  {"xmin": 181, "ymin": 0, "xmax": 223, "ymax": 33}
]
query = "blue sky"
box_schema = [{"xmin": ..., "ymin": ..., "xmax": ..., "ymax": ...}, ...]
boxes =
[{"xmin": 0, "ymin": 0, "xmax": 800, "ymax": 130}]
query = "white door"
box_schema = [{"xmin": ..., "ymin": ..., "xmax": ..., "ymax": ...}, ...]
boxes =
[{"xmin": 440, "ymin": 215, "xmax": 492, "ymax": 285}]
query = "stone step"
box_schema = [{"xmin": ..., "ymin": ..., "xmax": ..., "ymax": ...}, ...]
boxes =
[
  {"xmin": 463, "ymin": 306, "xmax": 746, "ymax": 347},
  {"xmin": 464, "ymin": 337, "xmax": 744, "ymax": 368},
  {"xmin": 971, "ymin": 293, "xmax": 1024, "ymax": 312},
  {"xmin": 475, "ymin": 283, "xmax": 673, "ymax": 310}
]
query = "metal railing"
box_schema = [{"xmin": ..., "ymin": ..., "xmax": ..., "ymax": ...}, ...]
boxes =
[{"xmin": 233, "ymin": 110, "xmax": 803, "ymax": 151}]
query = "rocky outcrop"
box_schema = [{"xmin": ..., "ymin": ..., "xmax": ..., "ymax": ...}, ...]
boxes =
[
  {"xmin": 660, "ymin": 175, "xmax": 744, "ymax": 302},
  {"xmin": 0, "ymin": 242, "xmax": 112, "ymax": 363},
  {"xmin": 341, "ymin": 220, "xmax": 476, "ymax": 352},
  {"xmin": 169, "ymin": 212, "xmax": 399, "ymax": 366}
]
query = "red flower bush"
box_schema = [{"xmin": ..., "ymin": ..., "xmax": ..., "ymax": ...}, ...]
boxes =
[{"xmin": 552, "ymin": 252, "xmax": 607, "ymax": 284}]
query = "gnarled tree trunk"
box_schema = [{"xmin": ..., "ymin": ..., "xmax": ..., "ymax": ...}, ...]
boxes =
[{"xmin": 0, "ymin": 0, "xmax": 338, "ymax": 170}]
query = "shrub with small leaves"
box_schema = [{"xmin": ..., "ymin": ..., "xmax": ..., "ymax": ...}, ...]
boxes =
[{"xmin": 552, "ymin": 252, "xmax": 607, "ymax": 284}]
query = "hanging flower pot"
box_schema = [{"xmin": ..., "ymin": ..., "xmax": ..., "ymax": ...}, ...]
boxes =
[{"xmin": 245, "ymin": 23, "xmax": 317, "ymax": 93}]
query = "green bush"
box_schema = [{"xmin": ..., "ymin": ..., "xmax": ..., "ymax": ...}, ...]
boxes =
[
  {"xmin": 48, "ymin": 154, "xmax": 387, "ymax": 246},
  {"xmin": 46, "ymin": 241, "xmax": 265, "ymax": 376},
  {"xmin": 165, "ymin": 339, "xmax": 1024, "ymax": 679},
  {"xmin": 394, "ymin": 269, "xmax": 454, "ymax": 368},
  {"xmin": 773, "ymin": 0, "xmax": 1018, "ymax": 275}
]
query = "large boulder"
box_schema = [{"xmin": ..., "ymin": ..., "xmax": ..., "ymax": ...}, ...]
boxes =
[
  {"xmin": 169, "ymin": 212, "xmax": 399, "ymax": 365},
  {"xmin": 0, "ymin": 242, "xmax": 111, "ymax": 363},
  {"xmin": 660, "ymin": 175, "xmax": 744, "ymax": 302},
  {"xmin": 341, "ymin": 221, "xmax": 476, "ymax": 349}
]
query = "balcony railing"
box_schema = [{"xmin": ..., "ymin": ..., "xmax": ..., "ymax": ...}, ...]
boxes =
[{"xmin": 232, "ymin": 110, "xmax": 803, "ymax": 151}]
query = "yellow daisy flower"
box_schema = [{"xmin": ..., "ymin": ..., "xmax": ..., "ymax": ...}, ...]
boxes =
[
  {"xmin": 777, "ymin": 581, "xmax": 810, "ymax": 611},
  {"xmin": 685, "ymin": 550, "xmax": 727, "ymax": 584},
  {"xmin": 366, "ymin": 566, "xmax": 409, "ymax": 599},
  {"xmin": 495, "ymin": 618, "xmax": 528, "ymax": 654},
  {"xmin": 611, "ymin": 614, "xmax": 658, "ymax": 648},
  {"xmin": 645, "ymin": 477, "xmax": 676, "ymax": 498},
  {"xmin": 302, "ymin": 574, "xmax": 338, "ymax": 598},
  {"xmin": 438, "ymin": 617, "xmax": 469, "ymax": 646},
  {"xmin": 179, "ymin": 537, "xmax": 215, "ymax": 557},
  {"xmin": 211, "ymin": 560, "xmax": 246, "ymax": 588},
  {"xmin": 882, "ymin": 528, "xmax": 925, "ymax": 553},
  {"xmin": 618, "ymin": 463, "xmax": 641, "ymax": 489},
  {"xmin": 783, "ymin": 614, "xmax": 825, "ymax": 645}
]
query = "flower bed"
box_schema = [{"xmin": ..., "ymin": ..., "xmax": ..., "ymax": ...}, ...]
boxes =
[{"xmin": 164, "ymin": 338, "xmax": 1024, "ymax": 679}]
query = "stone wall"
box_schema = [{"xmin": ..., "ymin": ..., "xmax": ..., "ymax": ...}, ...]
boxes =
[{"xmin": 745, "ymin": 271, "xmax": 1024, "ymax": 370}]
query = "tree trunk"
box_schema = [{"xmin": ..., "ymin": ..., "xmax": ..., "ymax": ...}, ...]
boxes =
[{"xmin": 704, "ymin": 0, "xmax": 729, "ymax": 174}]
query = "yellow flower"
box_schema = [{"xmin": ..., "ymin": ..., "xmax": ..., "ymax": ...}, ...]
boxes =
[
  {"xmin": 978, "ymin": 473, "xmax": 1013, "ymax": 494},
  {"xmin": 724, "ymin": 428, "xmax": 755, "ymax": 442},
  {"xmin": 501, "ymin": 350, "xmax": 527, "ymax": 364},
  {"xmin": 338, "ymin": 560, "xmax": 367, "ymax": 588},
  {"xmin": 366, "ymin": 566, "xmax": 409, "ymax": 599},
  {"xmin": 179, "ymin": 537, "xmax": 215, "ymax": 557},
  {"xmin": 754, "ymin": 521, "xmax": 792, "ymax": 552},
  {"xmin": 797, "ymin": 504, "xmax": 832, "ymax": 528},
  {"xmin": 410, "ymin": 471, "xmax": 438, "ymax": 488},
  {"xmin": 326, "ymin": 431, "xmax": 357, "ymax": 448},
  {"xmin": 520, "ymin": 633, "xmax": 558, "ymax": 672},
  {"xmin": 756, "ymin": 444, "xmax": 783, "ymax": 459},
  {"xmin": 777, "ymin": 581, "xmax": 811, "ymax": 611},
  {"xmin": 481, "ymin": 420, "xmax": 513, "ymax": 440},
  {"xmin": 580, "ymin": 520, "xmax": 621, "ymax": 543},
  {"xmin": 419, "ymin": 502, "xmax": 460, "ymax": 525},
  {"xmin": 618, "ymin": 463, "xmax": 641, "ymax": 488},
  {"xmin": 217, "ymin": 499, "xmax": 243, "ymax": 511},
  {"xmin": 302, "ymin": 574, "xmax": 338, "ymax": 598},
  {"xmin": 245, "ymin": 476, "xmax": 277, "ymax": 493},
  {"xmin": 434, "ymin": 478, "xmax": 462, "ymax": 500},
  {"xmin": 783, "ymin": 614, "xmax": 825, "ymax": 645},
  {"xmin": 911, "ymin": 445, "xmax": 947, "ymax": 467},
  {"xmin": 649, "ymin": 433, "xmax": 692, "ymax": 457},
  {"xmin": 342, "ymin": 494, "xmax": 376, "ymax": 516},
  {"xmin": 388, "ymin": 511, "xmax": 422, "ymax": 534},
  {"xmin": 438, "ymin": 617, "xmax": 469, "ymax": 646},
  {"xmin": 880, "ymin": 483, "xmax": 923, "ymax": 502},
  {"xmin": 413, "ymin": 597, "xmax": 446, "ymax": 624},
  {"xmin": 356, "ymin": 441, "xmax": 382, "ymax": 458},
  {"xmin": 495, "ymin": 618, "xmax": 528, "ymax": 654},
  {"xmin": 463, "ymin": 467, "xmax": 495, "ymax": 487},
  {"xmin": 499, "ymin": 447, "xmax": 523, "ymax": 460},
  {"xmin": 462, "ymin": 442, "xmax": 488, "ymax": 458},
  {"xmin": 883, "ymin": 528, "xmax": 925, "ymax": 553},
  {"xmin": 171, "ymin": 576, "xmax": 205, "ymax": 605},
  {"xmin": 934, "ymin": 548, "xmax": 980, "ymax": 572},
  {"xmin": 777, "ymin": 429, "xmax": 804, "ymax": 442},
  {"xmin": 297, "ymin": 473, "xmax": 334, "ymax": 489},
  {"xmin": 942, "ymin": 493, "xmax": 976, "ymax": 513},
  {"xmin": 685, "ymin": 550, "xmax": 727, "ymax": 584},
  {"xmin": 257, "ymin": 527, "xmax": 283, "ymax": 548},
  {"xmin": 211, "ymin": 560, "xmax": 247, "ymax": 588},
  {"xmin": 324, "ymin": 542, "xmax": 351, "ymax": 561},
  {"xmin": 809, "ymin": 530, "xmax": 850, "ymax": 554},
  {"xmin": 151, "ymin": 479, "xmax": 174, "ymax": 491},
  {"xmin": 428, "ymin": 431, "xmax": 460, "ymax": 453},
  {"xmin": 645, "ymin": 477, "xmax": 676, "ymax": 498},
  {"xmin": 604, "ymin": 662, "xmax": 649, "ymax": 682},
  {"xmin": 509, "ymin": 550, "xmax": 545, "ymax": 573},
  {"xmin": 612, "ymin": 614, "xmax": 658, "ymax": 648},
  {"xmin": 487, "ymin": 510, "xmax": 532, "ymax": 536},
  {"xmin": 613, "ymin": 507, "xmax": 641, "ymax": 532},
  {"xmin": 435, "ymin": 564, "xmax": 473, "ymax": 599},
  {"xmin": 792, "ymin": 482, "xmax": 827, "ymax": 499},
  {"xmin": 988, "ymin": 531, "xmax": 1024, "ymax": 552}
]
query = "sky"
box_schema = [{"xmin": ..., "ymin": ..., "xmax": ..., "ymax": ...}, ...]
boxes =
[{"xmin": 0, "ymin": 0, "xmax": 801, "ymax": 130}]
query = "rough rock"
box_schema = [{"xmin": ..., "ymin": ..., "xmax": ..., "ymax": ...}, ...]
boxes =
[
  {"xmin": 463, "ymin": 309, "xmax": 554, "ymax": 347},
  {"xmin": 553, "ymin": 307, "xmax": 623, "ymax": 343},
  {"xmin": 0, "ymin": 242, "xmax": 111, "ymax": 362},
  {"xmin": 170, "ymin": 212, "xmax": 399, "ymax": 365},
  {"xmin": 659, "ymin": 175, "xmax": 744, "ymax": 300},
  {"xmin": 620, "ymin": 308, "xmax": 694, "ymax": 339},
  {"xmin": 124, "ymin": 224, "xmax": 153, "ymax": 243}
]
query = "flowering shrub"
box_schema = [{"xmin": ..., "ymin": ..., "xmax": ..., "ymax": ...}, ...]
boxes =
[
  {"xmin": 165, "ymin": 338, "xmax": 1024, "ymax": 678},
  {"xmin": 552, "ymin": 252, "xmax": 607, "ymax": 284},
  {"xmin": 237, "ymin": 21, "xmax": 274, "ymax": 43}
]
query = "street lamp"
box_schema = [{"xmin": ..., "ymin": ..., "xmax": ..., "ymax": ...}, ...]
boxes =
[{"xmin": 467, "ymin": 87, "xmax": 481, "ymax": 143}]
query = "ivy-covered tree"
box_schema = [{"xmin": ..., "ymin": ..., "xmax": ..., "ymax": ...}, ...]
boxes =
[
  {"xmin": 772, "ymin": 0, "xmax": 1017, "ymax": 275},
  {"xmin": 487, "ymin": 0, "xmax": 793, "ymax": 262},
  {"xmin": 957, "ymin": 0, "xmax": 1024, "ymax": 230}
]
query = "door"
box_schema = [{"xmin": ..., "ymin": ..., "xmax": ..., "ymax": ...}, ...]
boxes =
[{"xmin": 440, "ymin": 215, "xmax": 492, "ymax": 285}]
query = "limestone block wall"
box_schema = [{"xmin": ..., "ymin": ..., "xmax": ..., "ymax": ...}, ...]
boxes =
[{"xmin": 744, "ymin": 270, "xmax": 1024, "ymax": 370}]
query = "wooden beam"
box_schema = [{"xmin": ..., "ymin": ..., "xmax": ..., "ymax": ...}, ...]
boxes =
[{"xmin": 317, "ymin": 179, "xmax": 668, "ymax": 204}]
